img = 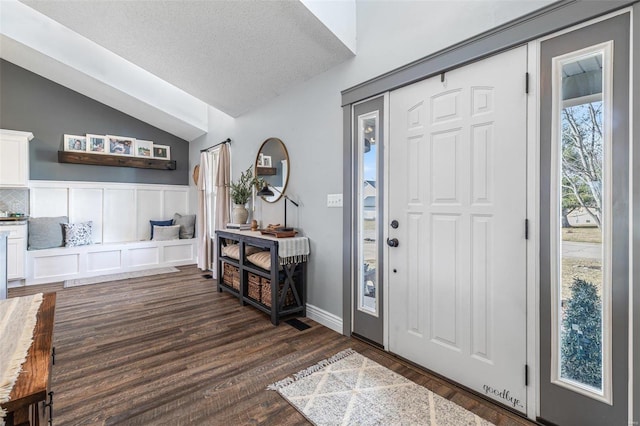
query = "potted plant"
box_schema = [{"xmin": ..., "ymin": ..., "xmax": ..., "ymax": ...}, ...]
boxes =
[{"xmin": 228, "ymin": 167, "xmax": 261, "ymax": 224}]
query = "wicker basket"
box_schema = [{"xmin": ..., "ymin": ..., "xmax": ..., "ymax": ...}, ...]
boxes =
[
  {"xmin": 223, "ymin": 263, "xmax": 240, "ymax": 290},
  {"xmin": 261, "ymin": 276, "xmax": 295, "ymax": 308},
  {"xmin": 247, "ymin": 273, "xmax": 262, "ymax": 301}
]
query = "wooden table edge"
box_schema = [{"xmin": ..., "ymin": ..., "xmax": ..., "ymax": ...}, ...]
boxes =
[{"xmin": 1, "ymin": 292, "xmax": 56, "ymax": 413}]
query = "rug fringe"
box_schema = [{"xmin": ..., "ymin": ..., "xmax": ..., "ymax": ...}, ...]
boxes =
[{"xmin": 267, "ymin": 348, "xmax": 356, "ymax": 391}]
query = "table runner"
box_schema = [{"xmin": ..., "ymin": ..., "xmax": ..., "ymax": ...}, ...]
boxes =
[
  {"xmin": 276, "ymin": 237, "xmax": 310, "ymax": 265},
  {"xmin": 0, "ymin": 293, "xmax": 43, "ymax": 425}
]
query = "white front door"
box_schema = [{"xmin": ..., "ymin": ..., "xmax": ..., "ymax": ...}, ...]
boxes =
[{"xmin": 388, "ymin": 46, "xmax": 528, "ymax": 412}]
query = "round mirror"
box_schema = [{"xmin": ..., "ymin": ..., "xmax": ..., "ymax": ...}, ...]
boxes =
[{"xmin": 255, "ymin": 137, "xmax": 289, "ymax": 203}]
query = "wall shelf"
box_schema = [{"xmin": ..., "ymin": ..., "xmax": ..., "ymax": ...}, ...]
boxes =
[
  {"xmin": 58, "ymin": 151, "xmax": 176, "ymax": 170},
  {"xmin": 256, "ymin": 166, "xmax": 277, "ymax": 176}
]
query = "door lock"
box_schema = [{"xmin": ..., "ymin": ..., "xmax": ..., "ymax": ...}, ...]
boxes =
[
  {"xmin": 390, "ymin": 220, "xmax": 399, "ymax": 229},
  {"xmin": 387, "ymin": 238, "xmax": 399, "ymax": 248}
]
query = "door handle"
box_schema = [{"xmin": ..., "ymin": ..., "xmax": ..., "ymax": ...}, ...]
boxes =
[{"xmin": 387, "ymin": 238, "xmax": 399, "ymax": 248}]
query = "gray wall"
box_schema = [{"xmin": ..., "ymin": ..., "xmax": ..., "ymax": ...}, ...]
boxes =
[{"xmin": 0, "ymin": 59, "xmax": 189, "ymax": 185}]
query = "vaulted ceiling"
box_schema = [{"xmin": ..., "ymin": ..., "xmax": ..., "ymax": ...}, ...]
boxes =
[{"xmin": 1, "ymin": 1, "xmax": 355, "ymax": 139}]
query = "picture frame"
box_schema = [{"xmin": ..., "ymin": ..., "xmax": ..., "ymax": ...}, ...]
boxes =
[
  {"xmin": 135, "ymin": 139, "xmax": 154, "ymax": 157},
  {"xmin": 262, "ymin": 155, "xmax": 272, "ymax": 167},
  {"xmin": 86, "ymin": 134, "xmax": 107, "ymax": 154},
  {"xmin": 107, "ymin": 135, "xmax": 135, "ymax": 156},
  {"xmin": 257, "ymin": 153, "xmax": 264, "ymax": 167},
  {"xmin": 64, "ymin": 135, "xmax": 87, "ymax": 152},
  {"xmin": 153, "ymin": 144, "xmax": 171, "ymax": 160}
]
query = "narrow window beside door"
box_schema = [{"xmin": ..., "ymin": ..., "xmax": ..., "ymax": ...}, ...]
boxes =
[
  {"xmin": 358, "ymin": 112, "xmax": 379, "ymax": 317},
  {"xmin": 551, "ymin": 42, "xmax": 612, "ymax": 403}
]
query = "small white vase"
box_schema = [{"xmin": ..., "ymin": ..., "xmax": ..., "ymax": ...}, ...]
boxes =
[{"xmin": 232, "ymin": 204, "xmax": 249, "ymax": 224}]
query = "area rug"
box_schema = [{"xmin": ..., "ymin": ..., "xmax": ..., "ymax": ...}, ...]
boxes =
[
  {"xmin": 0, "ymin": 293, "xmax": 43, "ymax": 426},
  {"xmin": 63, "ymin": 266, "xmax": 180, "ymax": 288},
  {"xmin": 268, "ymin": 349, "xmax": 493, "ymax": 426}
]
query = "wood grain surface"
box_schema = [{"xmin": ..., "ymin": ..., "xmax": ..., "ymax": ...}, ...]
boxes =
[
  {"xmin": 9, "ymin": 265, "xmax": 534, "ymax": 425},
  {"xmin": 2, "ymin": 293, "xmax": 55, "ymax": 414}
]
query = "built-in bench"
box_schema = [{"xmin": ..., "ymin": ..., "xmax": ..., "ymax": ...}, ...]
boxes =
[
  {"xmin": 20, "ymin": 180, "xmax": 198, "ymax": 286},
  {"xmin": 26, "ymin": 238, "xmax": 196, "ymax": 285}
]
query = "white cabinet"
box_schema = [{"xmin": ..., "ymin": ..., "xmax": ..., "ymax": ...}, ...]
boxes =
[
  {"xmin": 0, "ymin": 129, "xmax": 33, "ymax": 188},
  {"xmin": 3, "ymin": 224, "xmax": 26, "ymax": 280}
]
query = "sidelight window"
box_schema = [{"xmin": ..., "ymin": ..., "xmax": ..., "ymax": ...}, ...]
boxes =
[
  {"xmin": 550, "ymin": 42, "xmax": 612, "ymax": 403},
  {"xmin": 357, "ymin": 112, "xmax": 379, "ymax": 316}
]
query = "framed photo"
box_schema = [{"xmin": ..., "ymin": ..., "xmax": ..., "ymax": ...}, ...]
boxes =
[
  {"xmin": 153, "ymin": 144, "xmax": 171, "ymax": 160},
  {"xmin": 257, "ymin": 153, "xmax": 264, "ymax": 166},
  {"xmin": 135, "ymin": 139, "xmax": 154, "ymax": 157},
  {"xmin": 64, "ymin": 135, "xmax": 87, "ymax": 152},
  {"xmin": 107, "ymin": 135, "xmax": 135, "ymax": 156},
  {"xmin": 86, "ymin": 134, "xmax": 107, "ymax": 153},
  {"xmin": 262, "ymin": 155, "xmax": 272, "ymax": 167}
]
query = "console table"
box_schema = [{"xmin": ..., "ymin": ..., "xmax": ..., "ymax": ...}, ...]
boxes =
[
  {"xmin": 2, "ymin": 293, "xmax": 56, "ymax": 426},
  {"xmin": 215, "ymin": 229, "xmax": 308, "ymax": 325}
]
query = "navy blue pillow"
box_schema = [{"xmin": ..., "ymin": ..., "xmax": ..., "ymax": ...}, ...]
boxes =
[{"xmin": 150, "ymin": 219, "xmax": 173, "ymax": 239}]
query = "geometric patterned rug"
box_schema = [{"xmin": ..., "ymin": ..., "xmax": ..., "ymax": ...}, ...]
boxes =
[
  {"xmin": 268, "ymin": 349, "xmax": 494, "ymax": 425},
  {"xmin": 63, "ymin": 266, "xmax": 180, "ymax": 288}
]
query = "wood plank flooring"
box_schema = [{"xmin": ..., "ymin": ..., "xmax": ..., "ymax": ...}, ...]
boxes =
[{"xmin": 9, "ymin": 265, "xmax": 535, "ymax": 425}]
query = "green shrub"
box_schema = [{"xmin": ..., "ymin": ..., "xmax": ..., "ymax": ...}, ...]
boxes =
[{"xmin": 561, "ymin": 278, "xmax": 602, "ymax": 389}]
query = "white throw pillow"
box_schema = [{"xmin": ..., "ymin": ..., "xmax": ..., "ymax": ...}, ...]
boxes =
[
  {"xmin": 63, "ymin": 221, "xmax": 93, "ymax": 247},
  {"xmin": 152, "ymin": 225, "xmax": 180, "ymax": 241}
]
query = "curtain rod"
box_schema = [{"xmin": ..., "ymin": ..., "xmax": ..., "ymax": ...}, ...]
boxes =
[{"xmin": 200, "ymin": 138, "xmax": 231, "ymax": 152}]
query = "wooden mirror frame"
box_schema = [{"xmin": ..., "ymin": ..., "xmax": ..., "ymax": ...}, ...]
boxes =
[{"xmin": 255, "ymin": 137, "xmax": 290, "ymax": 203}]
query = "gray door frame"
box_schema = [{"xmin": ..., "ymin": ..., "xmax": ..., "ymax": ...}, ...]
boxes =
[
  {"xmin": 342, "ymin": 0, "xmax": 637, "ymax": 336},
  {"xmin": 350, "ymin": 96, "xmax": 385, "ymax": 347},
  {"xmin": 539, "ymin": 12, "xmax": 630, "ymax": 425},
  {"xmin": 341, "ymin": 2, "xmax": 639, "ymax": 420}
]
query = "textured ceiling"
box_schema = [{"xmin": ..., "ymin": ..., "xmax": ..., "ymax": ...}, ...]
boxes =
[{"xmin": 20, "ymin": 0, "xmax": 355, "ymax": 117}]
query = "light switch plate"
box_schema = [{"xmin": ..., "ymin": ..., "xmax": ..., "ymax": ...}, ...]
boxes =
[{"xmin": 327, "ymin": 193, "xmax": 343, "ymax": 208}]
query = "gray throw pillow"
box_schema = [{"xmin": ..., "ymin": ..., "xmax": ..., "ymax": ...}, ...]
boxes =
[
  {"xmin": 153, "ymin": 224, "xmax": 180, "ymax": 241},
  {"xmin": 173, "ymin": 213, "xmax": 195, "ymax": 239},
  {"xmin": 28, "ymin": 216, "xmax": 69, "ymax": 250}
]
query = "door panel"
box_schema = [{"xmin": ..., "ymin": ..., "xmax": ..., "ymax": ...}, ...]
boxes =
[
  {"xmin": 388, "ymin": 46, "xmax": 528, "ymax": 411},
  {"xmin": 352, "ymin": 96, "xmax": 384, "ymax": 346},
  {"xmin": 539, "ymin": 13, "xmax": 630, "ymax": 425}
]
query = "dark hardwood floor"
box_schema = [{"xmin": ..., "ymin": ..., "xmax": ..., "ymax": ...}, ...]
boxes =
[{"xmin": 9, "ymin": 265, "xmax": 535, "ymax": 425}]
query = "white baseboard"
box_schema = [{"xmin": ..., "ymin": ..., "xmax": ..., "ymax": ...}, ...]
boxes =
[{"xmin": 306, "ymin": 303, "xmax": 343, "ymax": 334}]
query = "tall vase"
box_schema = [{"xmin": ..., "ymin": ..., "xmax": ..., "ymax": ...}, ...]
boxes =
[{"xmin": 232, "ymin": 203, "xmax": 249, "ymax": 224}]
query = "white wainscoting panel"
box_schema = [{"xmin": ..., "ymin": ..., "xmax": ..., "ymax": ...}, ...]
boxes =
[
  {"xmin": 26, "ymin": 239, "xmax": 196, "ymax": 285},
  {"xmin": 30, "ymin": 187, "xmax": 68, "ymax": 217},
  {"xmin": 87, "ymin": 250, "xmax": 121, "ymax": 273},
  {"xmin": 164, "ymin": 243, "xmax": 194, "ymax": 262},
  {"xmin": 29, "ymin": 181, "xmax": 192, "ymax": 245},
  {"xmin": 128, "ymin": 246, "xmax": 160, "ymax": 267},
  {"xmin": 32, "ymin": 252, "xmax": 80, "ymax": 280},
  {"xmin": 70, "ymin": 187, "xmax": 104, "ymax": 243},
  {"xmin": 163, "ymin": 190, "xmax": 189, "ymax": 218},
  {"xmin": 25, "ymin": 181, "xmax": 196, "ymax": 285},
  {"xmin": 103, "ymin": 188, "xmax": 136, "ymax": 243},
  {"xmin": 137, "ymin": 189, "xmax": 163, "ymax": 240}
]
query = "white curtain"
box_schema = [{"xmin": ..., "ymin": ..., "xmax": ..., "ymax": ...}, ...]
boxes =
[
  {"xmin": 214, "ymin": 144, "xmax": 231, "ymax": 249},
  {"xmin": 197, "ymin": 144, "xmax": 230, "ymax": 275},
  {"xmin": 197, "ymin": 152, "xmax": 210, "ymax": 271}
]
